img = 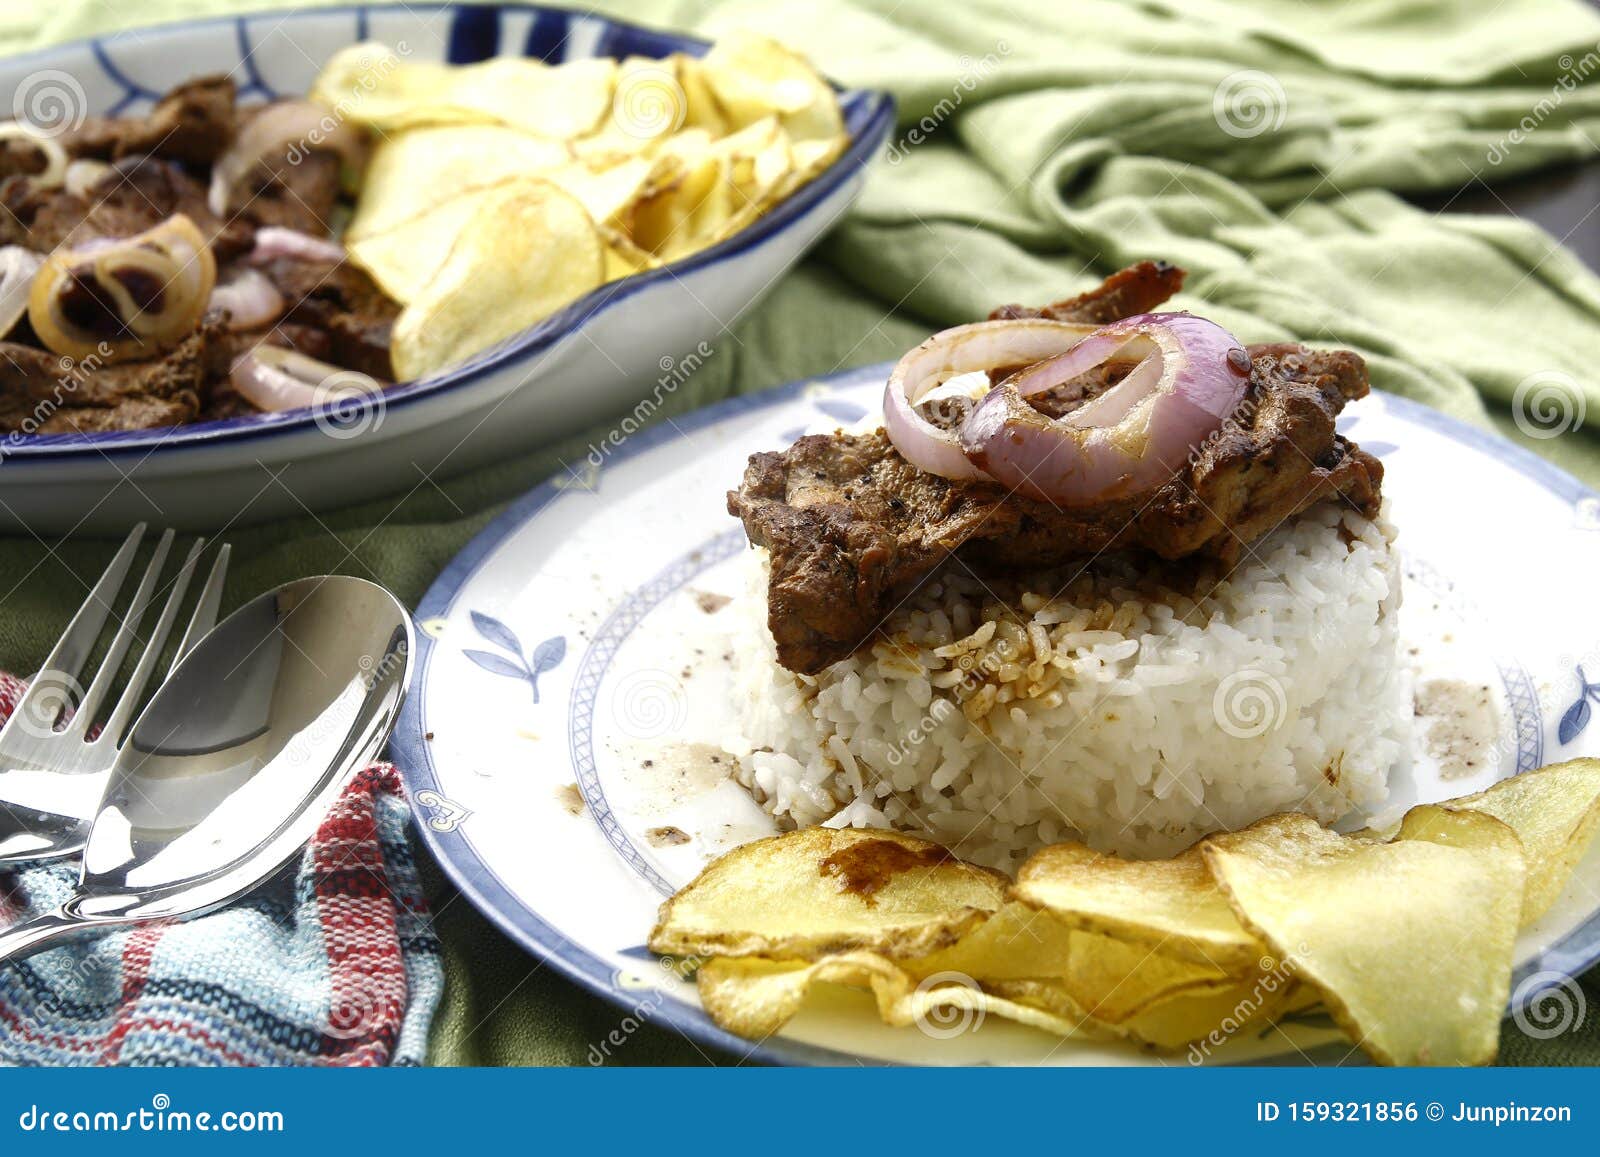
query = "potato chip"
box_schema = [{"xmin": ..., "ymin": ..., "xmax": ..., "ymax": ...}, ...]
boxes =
[
  {"xmin": 348, "ymin": 126, "xmax": 570, "ymax": 241},
  {"xmin": 315, "ymin": 35, "xmax": 848, "ymax": 377},
  {"xmin": 905, "ymin": 901, "xmax": 1074, "ymax": 981},
  {"xmin": 348, "ymin": 178, "xmax": 538, "ymax": 304},
  {"xmin": 630, "ymin": 150, "xmax": 724, "ymax": 257},
  {"xmin": 601, "ymin": 230, "xmax": 661, "ymax": 281},
  {"xmin": 542, "ymin": 155, "xmax": 664, "ymax": 232},
  {"xmin": 1058, "ymin": 930, "xmax": 1238, "ymax": 1023},
  {"xmin": 1014, "ymin": 841, "xmax": 1263, "ymax": 970},
  {"xmin": 310, "ymin": 43, "xmax": 475, "ymax": 132},
  {"xmin": 700, "ymin": 31, "xmax": 844, "ymax": 145},
  {"xmin": 389, "ymin": 180, "xmax": 604, "ymax": 380},
  {"xmin": 1442, "ymin": 758, "xmax": 1600, "ymax": 923},
  {"xmin": 1125, "ymin": 979, "xmax": 1294, "ymax": 1052},
  {"xmin": 649, "ymin": 828, "xmax": 1008, "ymax": 962},
  {"xmin": 441, "ymin": 56, "xmax": 615, "ymax": 138},
  {"xmin": 987, "ymin": 971, "xmax": 1297, "ymax": 1052},
  {"xmin": 678, "ymin": 57, "xmax": 730, "ymax": 137},
  {"xmin": 916, "ymin": 898, "xmax": 1240, "ymax": 1026},
  {"xmin": 1203, "ymin": 811, "xmax": 1524, "ymax": 1066},
  {"xmin": 696, "ymin": 951, "xmax": 1093, "ymax": 1042},
  {"xmin": 311, "ymin": 46, "xmax": 614, "ymax": 138}
]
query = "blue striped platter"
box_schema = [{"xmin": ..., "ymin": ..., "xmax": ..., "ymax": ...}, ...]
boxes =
[{"xmin": 0, "ymin": 5, "xmax": 894, "ymax": 532}]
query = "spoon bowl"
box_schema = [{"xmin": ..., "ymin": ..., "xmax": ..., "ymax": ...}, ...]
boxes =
[{"xmin": 0, "ymin": 575, "xmax": 413, "ymax": 959}]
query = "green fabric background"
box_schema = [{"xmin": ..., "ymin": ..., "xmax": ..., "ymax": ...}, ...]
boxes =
[{"xmin": 5, "ymin": 0, "xmax": 1600, "ymax": 1065}]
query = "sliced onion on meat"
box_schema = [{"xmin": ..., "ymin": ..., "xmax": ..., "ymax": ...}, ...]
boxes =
[
  {"xmin": 63, "ymin": 158, "xmax": 112, "ymax": 197},
  {"xmin": 0, "ymin": 246, "xmax": 44, "ymax": 339},
  {"xmin": 209, "ymin": 268, "xmax": 285, "ymax": 330},
  {"xmin": 247, "ymin": 226, "xmax": 346, "ymax": 265},
  {"xmin": 230, "ymin": 344, "xmax": 385, "ymax": 413},
  {"xmin": 208, "ymin": 100, "xmax": 365, "ymax": 217},
  {"xmin": 0, "ymin": 123, "xmax": 68, "ymax": 189},
  {"xmin": 28, "ymin": 213, "xmax": 216, "ymax": 362},
  {"xmin": 960, "ymin": 312, "xmax": 1254, "ymax": 506},
  {"xmin": 883, "ymin": 319, "xmax": 1099, "ymax": 481}
]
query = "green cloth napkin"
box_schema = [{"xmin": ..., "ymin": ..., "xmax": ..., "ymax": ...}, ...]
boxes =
[{"xmin": 7, "ymin": 0, "xmax": 1600, "ymax": 1066}]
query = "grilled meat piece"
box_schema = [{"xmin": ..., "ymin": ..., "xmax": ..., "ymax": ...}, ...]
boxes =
[
  {"xmin": 0, "ymin": 324, "xmax": 219, "ymax": 434},
  {"xmin": 63, "ymin": 76, "xmax": 238, "ymax": 167},
  {"xmin": 728, "ymin": 271, "xmax": 1382, "ymax": 675},
  {"xmin": 1, "ymin": 154, "xmax": 254, "ymax": 258},
  {"xmin": 989, "ymin": 260, "xmax": 1186, "ymax": 325},
  {"xmin": 255, "ymin": 256, "xmax": 399, "ymax": 380}
]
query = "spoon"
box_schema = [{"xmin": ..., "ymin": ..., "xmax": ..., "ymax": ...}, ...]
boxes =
[{"xmin": 0, "ymin": 576, "xmax": 413, "ymax": 964}]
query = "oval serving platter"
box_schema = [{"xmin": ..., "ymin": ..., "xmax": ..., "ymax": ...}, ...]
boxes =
[
  {"xmin": 0, "ymin": 4, "xmax": 893, "ymax": 533},
  {"xmin": 391, "ymin": 362, "xmax": 1600, "ymax": 1066}
]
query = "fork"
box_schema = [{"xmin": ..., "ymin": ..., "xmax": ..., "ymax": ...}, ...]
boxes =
[{"xmin": 0, "ymin": 524, "xmax": 229, "ymax": 864}]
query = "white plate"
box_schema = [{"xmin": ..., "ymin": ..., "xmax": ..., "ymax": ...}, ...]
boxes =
[
  {"xmin": 392, "ymin": 364, "xmax": 1600, "ymax": 1065},
  {"xmin": 0, "ymin": 4, "xmax": 892, "ymax": 533}
]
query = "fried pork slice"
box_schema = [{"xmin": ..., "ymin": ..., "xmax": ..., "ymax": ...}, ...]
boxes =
[
  {"xmin": 729, "ymin": 344, "xmax": 1381, "ymax": 675},
  {"xmin": 989, "ymin": 260, "xmax": 1186, "ymax": 325}
]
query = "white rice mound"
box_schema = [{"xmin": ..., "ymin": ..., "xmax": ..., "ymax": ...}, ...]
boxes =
[{"xmin": 722, "ymin": 503, "xmax": 1408, "ymax": 869}]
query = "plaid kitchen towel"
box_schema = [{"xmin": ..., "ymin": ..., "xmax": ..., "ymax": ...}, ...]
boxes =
[{"xmin": 0, "ymin": 674, "xmax": 442, "ymax": 1067}]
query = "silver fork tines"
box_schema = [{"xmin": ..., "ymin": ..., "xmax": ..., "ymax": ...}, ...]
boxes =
[{"xmin": 0, "ymin": 525, "xmax": 230, "ymax": 863}]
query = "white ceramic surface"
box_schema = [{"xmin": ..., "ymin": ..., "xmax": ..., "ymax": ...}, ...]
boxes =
[{"xmin": 392, "ymin": 362, "xmax": 1600, "ymax": 1066}]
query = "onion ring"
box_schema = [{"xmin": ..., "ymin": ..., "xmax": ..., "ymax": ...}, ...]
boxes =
[
  {"xmin": 882, "ymin": 319, "xmax": 1098, "ymax": 481},
  {"xmin": 230, "ymin": 344, "xmax": 385, "ymax": 413},
  {"xmin": 960, "ymin": 312, "xmax": 1253, "ymax": 506},
  {"xmin": 208, "ymin": 101, "xmax": 365, "ymax": 217},
  {"xmin": 247, "ymin": 226, "xmax": 346, "ymax": 265},
  {"xmin": 0, "ymin": 246, "xmax": 43, "ymax": 339},
  {"xmin": 209, "ymin": 268, "xmax": 286, "ymax": 331}
]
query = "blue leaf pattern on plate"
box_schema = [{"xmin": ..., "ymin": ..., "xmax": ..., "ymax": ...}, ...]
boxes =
[
  {"xmin": 1361, "ymin": 441, "xmax": 1400, "ymax": 458},
  {"xmin": 1559, "ymin": 666, "xmax": 1600, "ymax": 746},
  {"xmin": 528, "ymin": 636, "xmax": 567, "ymax": 702},
  {"xmin": 1561, "ymin": 697, "xmax": 1592, "ymax": 746},
  {"xmin": 471, "ymin": 610, "xmax": 523, "ymax": 656},
  {"xmin": 464, "ymin": 650, "xmax": 528, "ymax": 680},
  {"xmin": 463, "ymin": 610, "xmax": 567, "ymax": 702}
]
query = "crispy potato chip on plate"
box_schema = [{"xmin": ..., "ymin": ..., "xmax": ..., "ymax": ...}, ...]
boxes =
[
  {"xmin": 311, "ymin": 45, "xmax": 615, "ymax": 138},
  {"xmin": 389, "ymin": 180, "xmax": 605, "ymax": 381},
  {"xmin": 347, "ymin": 126, "xmax": 570, "ymax": 241},
  {"xmin": 1203, "ymin": 810, "xmax": 1524, "ymax": 1066},
  {"xmin": 649, "ymin": 828, "xmax": 1007, "ymax": 961},
  {"xmin": 1443, "ymin": 758, "xmax": 1600, "ymax": 923},
  {"xmin": 1014, "ymin": 842, "xmax": 1263, "ymax": 970},
  {"xmin": 696, "ymin": 952, "xmax": 1095, "ymax": 1043},
  {"xmin": 700, "ymin": 30, "xmax": 844, "ymax": 144}
]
